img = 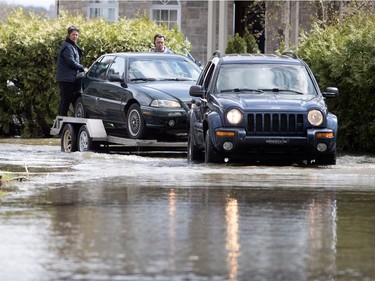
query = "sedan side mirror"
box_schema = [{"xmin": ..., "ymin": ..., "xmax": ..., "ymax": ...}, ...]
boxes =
[
  {"xmin": 189, "ymin": 85, "xmax": 205, "ymax": 97},
  {"xmin": 322, "ymin": 87, "xmax": 339, "ymax": 99}
]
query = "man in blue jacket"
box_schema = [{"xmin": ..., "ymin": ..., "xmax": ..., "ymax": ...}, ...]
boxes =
[{"xmin": 56, "ymin": 25, "xmax": 85, "ymax": 116}]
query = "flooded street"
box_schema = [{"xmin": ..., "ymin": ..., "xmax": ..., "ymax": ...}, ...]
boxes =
[{"xmin": 1, "ymin": 139, "xmax": 375, "ymax": 281}]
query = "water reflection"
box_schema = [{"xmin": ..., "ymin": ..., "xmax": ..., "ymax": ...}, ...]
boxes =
[
  {"xmin": 4, "ymin": 184, "xmax": 363, "ymax": 280},
  {"xmin": 307, "ymin": 193, "xmax": 337, "ymax": 280},
  {"xmin": 168, "ymin": 189, "xmax": 177, "ymax": 275},
  {"xmin": 1, "ymin": 141, "xmax": 375, "ymax": 280},
  {"xmin": 225, "ymin": 197, "xmax": 239, "ymax": 281}
]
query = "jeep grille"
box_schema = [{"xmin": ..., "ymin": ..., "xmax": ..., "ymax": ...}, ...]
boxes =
[{"xmin": 247, "ymin": 113, "xmax": 304, "ymax": 135}]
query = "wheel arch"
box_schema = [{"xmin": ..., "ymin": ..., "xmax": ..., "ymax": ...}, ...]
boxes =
[
  {"xmin": 123, "ymin": 99, "xmax": 140, "ymax": 117},
  {"xmin": 72, "ymin": 92, "xmax": 82, "ymax": 108},
  {"xmin": 203, "ymin": 111, "xmax": 222, "ymax": 142},
  {"xmin": 60, "ymin": 122, "xmax": 82, "ymax": 136}
]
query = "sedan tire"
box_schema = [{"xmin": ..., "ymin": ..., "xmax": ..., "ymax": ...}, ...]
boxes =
[
  {"xmin": 187, "ymin": 131, "xmax": 203, "ymax": 162},
  {"xmin": 74, "ymin": 97, "xmax": 88, "ymax": 118},
  {"xmin": 127, "ymin": 103, "xmax": 146, "ymax": 139}
]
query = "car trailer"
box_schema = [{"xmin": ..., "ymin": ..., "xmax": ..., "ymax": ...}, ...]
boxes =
[{"xmin": 50, "ymin": 116, "xmax": 187, "ymax": 156}]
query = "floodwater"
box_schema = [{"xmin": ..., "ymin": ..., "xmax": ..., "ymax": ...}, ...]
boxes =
[{"xmin": 0, "ymin": 138, "xmax": 375, "ymax": 281}]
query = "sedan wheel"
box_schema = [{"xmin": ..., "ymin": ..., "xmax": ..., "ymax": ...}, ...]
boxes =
[
  {"xmin": 74, "ymin": 97, "xmax": 87, "ymax": 118},
  {"xmin": 187, "ymin": 131, "xmax": 203, "ymax": 162},
  {"xmin": 127, "ymin": 104, "xmax": 146, "ymax": 139}
]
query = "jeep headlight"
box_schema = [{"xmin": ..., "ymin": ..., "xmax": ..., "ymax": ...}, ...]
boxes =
[
  {"xmin": 150, "ymin": 99, "xmax": 181, "ymax": 108},
  {"xmin": 307, "ymin": 109, "xmax": 323, "ymax": 126},
  {"xmin": 226, "ymin": 108, "xmax": 243, "ymax": 125}
]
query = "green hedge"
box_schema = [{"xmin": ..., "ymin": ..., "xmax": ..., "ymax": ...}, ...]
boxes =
[
  {"xmin": 0, "ymin": 9, "xmax": 191, "ymax": 137},
  {"xmin": 226, "ymin": 31, "xmax": 259, "ymax": 54},
  {"xmin": 296, "ymin": 14, "xmax": 375, "ymax": 153}
]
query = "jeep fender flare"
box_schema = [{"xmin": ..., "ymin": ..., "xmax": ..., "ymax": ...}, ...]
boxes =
[
  {"xmin": 203, "ymin": 111, "xmax": 222, "ymax": 149},
  {"xmin": 326, "ymin": 113, "xmax": 338, "ymax": 138}
]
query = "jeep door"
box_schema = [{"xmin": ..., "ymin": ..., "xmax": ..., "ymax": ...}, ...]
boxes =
[{"xmin": 192, "ymin": 62, "xmax": 216, "ymax": 145}]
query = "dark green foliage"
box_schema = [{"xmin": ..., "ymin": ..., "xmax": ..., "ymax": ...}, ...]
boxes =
[
  {"xmin": 296, "ymin": 14, "xmax": 375, "ymax": 153},
  {"xmin": 225, "ymin": 33, "xmax": 247, "ymax": 54},
  {"xmin": 0, "ymin": 10, "xmax": 191, "ymax": 137},
  {"xmin": 226, "ymin": 31, "xmax": 260, "ymax": 54},
  {"xmin": 243, "ymin": 31, "xmax": 259, "ymax": 53}
]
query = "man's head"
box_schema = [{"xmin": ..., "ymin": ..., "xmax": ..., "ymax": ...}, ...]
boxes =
[{"xmin": 153, "ymin": 34, "xmax": 166, "ymax": 52}]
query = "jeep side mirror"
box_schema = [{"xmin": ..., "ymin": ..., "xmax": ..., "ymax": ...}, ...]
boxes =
[
  {"xmin": 108, "ymin": 73, "xmax": 123, "ymax": 83},
  {"xmin": 322, "ymin": 87, "xmax": 339, "ymax": 99},
  {"xmin": 189, "ymin": 85, "xmax": 205, "ymax": 97}
]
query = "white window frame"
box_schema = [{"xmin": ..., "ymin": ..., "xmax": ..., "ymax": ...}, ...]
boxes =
[
  {"xmin": 87, "ymin": 0, "xmax": 119, "ymax": 22},
  {"xmin": 150, "ymin": 0, "xmax": 181, "ymax": 29}
]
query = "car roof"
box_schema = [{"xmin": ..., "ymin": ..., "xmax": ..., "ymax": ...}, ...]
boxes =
[
  {"xmin": 214, "ymin": 53, "xmax": 303, "ymax": 65},
  {"xmin": 101, "ymin": 52, "xmax": 188, "ymax": 59}
]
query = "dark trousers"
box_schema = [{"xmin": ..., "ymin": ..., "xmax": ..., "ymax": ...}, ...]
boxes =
[{"xmin": 58, "ymin": 81, "xmax": 77, "ymax": 116}]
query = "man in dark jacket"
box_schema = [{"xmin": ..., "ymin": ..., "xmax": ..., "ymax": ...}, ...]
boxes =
[
  {"xmin": 150, "ymin": 34, "xmax": 174, "ymax": 54},
  {"xmin": 56, "ymin": 25, "xmax": 85, "ymax": 116}
]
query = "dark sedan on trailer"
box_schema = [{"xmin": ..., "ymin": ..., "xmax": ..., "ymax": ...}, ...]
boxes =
[{"xmin": 73, "ymin": 53, "xmax": 201, "ymax": 139}]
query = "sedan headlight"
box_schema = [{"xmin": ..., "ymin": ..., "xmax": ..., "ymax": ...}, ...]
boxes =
[
  {"xmin": 226, "ymin": 108, "xmax": 243, "ymax": 125},
  {"xmin": 307, "ymin": 109, "xmax": 323, "ymax": 126},
  {"xmin": 150, "ymin": 99, "xmax": 181, "ymax": 108}
]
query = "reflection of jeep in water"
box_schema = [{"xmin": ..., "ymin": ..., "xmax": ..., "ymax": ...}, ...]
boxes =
[{"xmin": 187, "ymin": 52, "xmax": 339, "ymax": 165}]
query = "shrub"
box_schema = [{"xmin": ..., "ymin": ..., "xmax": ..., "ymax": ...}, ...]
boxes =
[
  {"xmin": 226, "ymin": 33, "xmax": 247, "ymax": 54},
  {"xmin": 297, "ymin": 14, "xmax": 375, "ymax": 153}
]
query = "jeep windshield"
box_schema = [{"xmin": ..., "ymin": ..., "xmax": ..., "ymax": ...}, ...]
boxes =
[{"xmin": 215, "ymin": 63, "xmax": 317, "ymax": 96}]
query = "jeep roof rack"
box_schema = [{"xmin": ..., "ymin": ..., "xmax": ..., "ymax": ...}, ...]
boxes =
[
  {"xmin": 212, "ymin": 50, "xmax": 221, "ymax": 58},
  {"xmin": 281, "ymin": 51, "xmax": 299, "ymax": 59}
]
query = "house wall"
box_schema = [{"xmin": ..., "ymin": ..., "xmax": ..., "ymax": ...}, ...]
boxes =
[
  {"xmin": 116, "ymin": 1, "xmax": 220, "ymax": 63},
  {"xmin": 264, "ymin": 1, "xmax": 318, "ymax": 53},
  {"xmin": 58, "ymin": 0, "xmax": 235, "ymax": 64},
  {"xmin": 57, "ymin": 0, "xmax": 325, "ymax": 63}
]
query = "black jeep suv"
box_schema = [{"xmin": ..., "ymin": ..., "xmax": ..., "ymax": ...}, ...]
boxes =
[{"xmin": 187, "ymin": 52, "xmax": 339, "ymax": 165}]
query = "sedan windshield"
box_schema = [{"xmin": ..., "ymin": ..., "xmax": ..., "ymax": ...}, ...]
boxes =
[
  {"xmin": 128, "ymin": 57, "xmax": 201, "ymax": 81},
  {"xmin": 215, "ymin": 63, "xmax": 317, "ymax": 96}
]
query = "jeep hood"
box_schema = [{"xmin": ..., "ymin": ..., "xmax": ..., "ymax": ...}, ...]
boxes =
[
  {"xmin": 216, "ymin": 93, "xmax": 326, "ymax": 111},
  {"xmin": 134, "ymin": 81, "xmax": 195, "ymax": 103}
]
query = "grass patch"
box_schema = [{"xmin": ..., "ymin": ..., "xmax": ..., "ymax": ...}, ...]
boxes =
[{"xmin": 0, "ymin": 170, "xmax": 29, "ymax": 193}]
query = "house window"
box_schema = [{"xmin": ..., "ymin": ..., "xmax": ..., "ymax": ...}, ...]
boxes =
[
  {"xmin": 88, "ymin": 0, "xmax": 118, "ymax": 22},
  {"xmin": 150, "ymin": 0, "xmax": 181, "ymax": 29}
]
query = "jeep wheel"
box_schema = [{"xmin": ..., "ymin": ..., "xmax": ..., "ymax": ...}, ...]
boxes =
[
  {"xmin": 315, "ymin": 150, "xmax": 336, "ymax": 165},
  {"xmin": 61, "ymin": 124, "xmax": 77, "ymax": 152},
  {"xmin": 205, "ymin": 130, "xmax": 223, "ymax": 163},
  {"xmin": 127, "ymin": 103, "xmax": 146, "ymax": 139},
  {"xmin": 188, "ymin": 132, "xmax": 203, "ymax": 162}
]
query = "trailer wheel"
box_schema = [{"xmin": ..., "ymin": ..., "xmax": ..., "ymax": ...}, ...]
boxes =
[
  {"xmin": 78, "ymin": 125, "xmax": 99, "ymax": 152},
  {"xmin": 61, "ymin": 124, "xmax": 77, "ymax": 152},
  {"xmin": 74, "ymin": 97, "xmax": 87, "ymax": 118},
  {"xmin": 127, "ymin": 103, "xmax": 146, "ymax": 139}
]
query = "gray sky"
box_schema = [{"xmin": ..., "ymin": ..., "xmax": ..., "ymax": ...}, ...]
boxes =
[{"xmin": 5, "ymin": 0, "xmax": 54, "ymax": 9}]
